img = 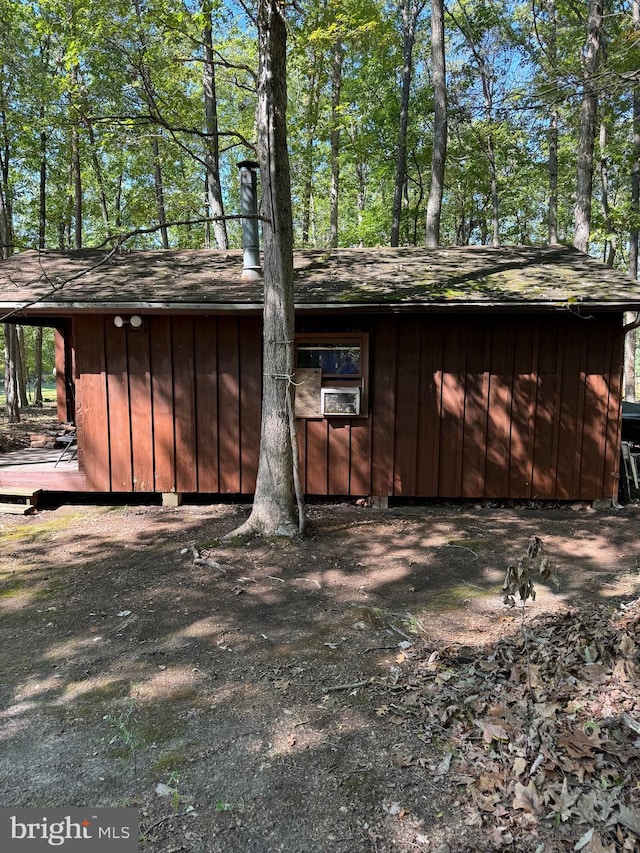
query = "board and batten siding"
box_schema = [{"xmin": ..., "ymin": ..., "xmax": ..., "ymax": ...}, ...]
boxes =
[
  {"xmin": 74, "ymin": 314, "xmax": 262, "ymax": 494},
  {"xmin": 298, "ymin": 312, "xmax": 623, "ymax": 501},
  {"xmin": 73, "ymin": 311, "xmax": 623, "ymax": 501}
]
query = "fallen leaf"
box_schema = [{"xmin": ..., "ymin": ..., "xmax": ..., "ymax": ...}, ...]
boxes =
[
  {"xmin": 474, "ymin": 719, "xmax": 510, "ymax": 744},
  {"xmin": 616, "ymin": 804, "xmax": 640, "ymax": 835},
  {"xmin": 512, "ymin": 780, "xmax": 543, "ymax": 815}
]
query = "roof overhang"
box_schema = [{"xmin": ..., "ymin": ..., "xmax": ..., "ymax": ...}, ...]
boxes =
[{"xmin": 2, "ymin": 245, "xmax": 640, "ymax": 320}]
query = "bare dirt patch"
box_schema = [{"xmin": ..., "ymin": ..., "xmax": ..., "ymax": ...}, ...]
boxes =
[{"xmin": 1, "ymin": 499, "xmax": 639, "ymax": 852}]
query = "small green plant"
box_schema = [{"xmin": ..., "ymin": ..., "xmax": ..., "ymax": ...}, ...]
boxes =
[
  {"xmin": 103, "ymin": 700, "xmax": 142, "ymax": 778},
  {"xmin": 167, "ymin": 771, "xmax": 181, "ymax": 813},
  {"xmin": 214, "ymin": 799, "xmax": 233, "ymax": 812}
]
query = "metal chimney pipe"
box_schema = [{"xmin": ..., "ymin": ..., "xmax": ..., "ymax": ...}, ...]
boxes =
[{"xmin": 237, "ymin": 160, "xmax": 262, "ymax": 280}]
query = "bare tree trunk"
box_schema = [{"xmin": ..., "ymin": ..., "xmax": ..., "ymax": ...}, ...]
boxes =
[
  {"xmin": 625, "ymin": 1, "xmax": 640, "ymax": 401},
  {"xmin": 34, "ymin": 327, "xmax": 43, "ymax": 407},
  {"xmin": 202, "ymin": 0, "xmax": 228, "ymax": 250},
  {"xmin": 152, "ymin": 135, "xmax": 170, "ymax": 249},
  {"xmin": 329, "ymin": 39, "xmax": 343, "ymax": 248},
  {"xmin": 133, "ymin": 0, "xmax": 170, "ymax": 249},
  {"xmin": 391, "ymin": 0, "xmax": 424, "ymax": 246},
  {"xmin": 301, "ymin": 50, "xmax": 322, "ymax": 246},
  {"xmin": 548, "ymin": 110, "xmax": 558, "ymax": 244},
  {"xmin": 229, "ymin": 0, "xmax": 302, "ymax": 538},
  {"xmin": 3, "ymin": 324, "xmax": 19, "ymax": 422},
  {"xmin": 599, "ymin": 116, "xmax": 616, "ymax": 266},
  {"xmin": 573, "ymin": 0, "xmax": 603, "ymax": 253},
  {"xmin": 356, "ymin": 160, "xmax": 366, "ymax": 246},
  {"xmin": 546, "ymin": 0, "xmax": 559, "ymax": 245},
  {"xmin": 70, "ymin": 66, "xmax": 83, "ymax": 249},
  {"xmin": 16, "ymin": 325, "xmax": 28, "ymax": 407},
  {"xmin": 425, "ymin": 0, "xmax": 447, "ymax": 248}
]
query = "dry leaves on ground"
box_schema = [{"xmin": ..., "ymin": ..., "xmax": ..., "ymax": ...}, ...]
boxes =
[{"xmin": 377, "ymin": 598, "xmax": 640, "ymax": 852}]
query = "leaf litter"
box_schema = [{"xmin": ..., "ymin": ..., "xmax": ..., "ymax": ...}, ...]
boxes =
[{"xmin": 376, "ymin": 594, "xmax": 640, "ymax": 851}]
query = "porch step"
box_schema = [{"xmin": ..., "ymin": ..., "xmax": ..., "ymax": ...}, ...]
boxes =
[{"xmin": 0, "ymin": 488, "xmax": 43, "ymax": 515}]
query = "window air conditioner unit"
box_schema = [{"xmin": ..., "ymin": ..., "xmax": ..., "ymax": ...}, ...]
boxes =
[{"xmin": 321, "ymin": 387, "xmax": 361, "ymax": 416}]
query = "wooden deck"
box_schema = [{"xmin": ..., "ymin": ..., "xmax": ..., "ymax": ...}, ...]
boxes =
[{"xmin": 0, "ymin": 447, "xmax": 88, "ymax": 492}]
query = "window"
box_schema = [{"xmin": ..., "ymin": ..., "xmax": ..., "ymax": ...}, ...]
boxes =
[{"xmin": 295, "ymin": 332, "xmax": 368, "ymax": 418}]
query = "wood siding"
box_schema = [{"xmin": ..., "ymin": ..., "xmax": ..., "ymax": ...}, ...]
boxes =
[
  {"xmin": 73, "ymin": 311, "xmax": 623, "ymax": 501},
  {"xmin": 74, "ymin": 315, "xmax": 262, "ymax": 494}
]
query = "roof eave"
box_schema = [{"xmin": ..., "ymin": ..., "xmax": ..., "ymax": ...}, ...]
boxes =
[{"xmin": 3, "ymin": 298, "xmax": 639, "ymax": 316}]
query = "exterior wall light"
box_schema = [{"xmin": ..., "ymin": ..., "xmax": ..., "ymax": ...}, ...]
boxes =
[{"xmin": 114, "ymin": 315, "xmax": 143, "ymax": 328}]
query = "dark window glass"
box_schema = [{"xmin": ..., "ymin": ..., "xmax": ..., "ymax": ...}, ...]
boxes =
[{"xmin": 297, "ymin": 345, "xmax": 361, "ymax": 375}]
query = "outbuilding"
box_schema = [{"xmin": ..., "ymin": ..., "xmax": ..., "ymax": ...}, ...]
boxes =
[{"xmin": 1, "ymin": 243, "xmax": 639, "ymax": 504}]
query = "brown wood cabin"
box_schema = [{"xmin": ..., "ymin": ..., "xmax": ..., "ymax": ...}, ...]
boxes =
[{"xmin": 2, "ymin": 244, "xmax": 639, "ymax": 504}]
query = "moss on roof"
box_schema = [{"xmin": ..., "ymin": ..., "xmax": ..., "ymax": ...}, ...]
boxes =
[{"xmin": 0, "ymin": 244, "xmax": 639, "ymax": 314}]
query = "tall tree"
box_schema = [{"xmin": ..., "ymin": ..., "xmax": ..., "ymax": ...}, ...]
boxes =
[
  {"xmin": 425, "ymin": 0, "xmax": 447, "ymax": 247},
  {"xmin": 626, "ymin": 0, "xmax": 640, "ymax": 400},
  {"xmin": 391, "ymin": 0, "xmax": 425, "ymax": 246},
  {"xmin": 329, "ymin": 36, "xmax": 343, "ymax": 247},
  {"xmin": 573, "ymin": 0, "xmax": 603, "ymax": 253},
  {"xmin": 231, "ymin": 0, "xmax": 302, "ymax": 537},
  {"xmin": 202, "ymin": 0, "xmax": 228, "ymax": 250}
]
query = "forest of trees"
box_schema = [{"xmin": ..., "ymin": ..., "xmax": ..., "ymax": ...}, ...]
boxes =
[
  {"xmin": 0, "ymin": 0, "xmax": 637, "ymax": 257},
  {"xmin": 2, "ymin": 0, "xmax": 640, "ymax": 417}
]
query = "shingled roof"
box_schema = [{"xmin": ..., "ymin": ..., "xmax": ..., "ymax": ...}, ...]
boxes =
[{"xmin": 1, "ymin": 244, "xmax": 640, "ymax": 317}]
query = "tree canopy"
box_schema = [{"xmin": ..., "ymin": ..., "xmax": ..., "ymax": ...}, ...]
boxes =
[{"xmin": 0, "ymin": 0, "xmax": 637, "ymax": 263}]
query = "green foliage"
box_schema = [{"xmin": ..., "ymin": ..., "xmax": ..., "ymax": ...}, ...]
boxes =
[{"xmin": 0, "ymin": 0, "xmax": 636, "ymax": 256}]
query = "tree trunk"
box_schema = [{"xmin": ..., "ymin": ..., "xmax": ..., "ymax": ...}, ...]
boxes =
[
  {"xmin": 202, "ymin": 0, "xmax": 228, "ymax": 250},
  {"xmin": 229, "ymin": 0, "xmax": 301, "ymax": 538},
  {"xmin": 3, "ymin": 323, "xmax": 20, "ymax": 422},
  {"xmin": 391, "ymin": 0, "xmax": 424, "ymax": 247},
  {"xmin": 70, "ymin": 66, "xmax": 82, "ymax": 250},
  {"xmin": 16, "ymin": 325, "xmax": 28, "ymax": 407},
  {"xmin": 152, "ymin": 135, "xmax": 170, "ymax": 249},
  {"xmin": 573, "ymin": 0, "xmax": 603, "ymax": 253},
  {"xmin": 625, "ymin": 0, "xmax": 640, "ymax": 401},
  {"xmin": 301, "ymin": 50, "xmax": 322, "ymax": 247},
  {"xmin": 599, "ymin": 116, "xmax": 616, "ymax": 266},
  {"xmin": 546, "ymin": 0, "xmax": 559, "ymax": 245},
  {"xmin": 34, "ymin": 327, "xmax": 44, "ymax": 407},
  {"xmin": 329, "ymin": 39, "xmax": 343, "ymax": 248},
  {"xmin": 425, "ymin": 0, "xmax": 446, "ymax": 248},
  {"xmin": 548, "ymin": 110, "xmax": 559, "ymax": 244}
]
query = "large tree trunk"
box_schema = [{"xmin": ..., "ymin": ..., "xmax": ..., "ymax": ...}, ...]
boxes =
[
  {"xmin": 202, "ymin": 0, "xmax": 228, "ymax": 250},
  {"xmin": 16, "ymin": 325, "xmax": 28, "ymax": 407},
  {"xmin": 546, "ymin": 0, "xmax": 559, "ymax": 245},
  {"xmin": 425, "ymin": 0, "xmax": 446, "ymax": 248},
  {"xmin": 625, "ymin": 1, "xmax": 640, "ymax": 401},
  {"xmin": 548, "ymin": 109, "xmax": 559, "ymax": 244},
  {"xmin": 599, "ymin": 116, "xmax": 616, "ymax": 266},
  {"xmin": 329, "ymin": 38, "xmax": 343, "ymax": 248},
  {"xmin": 391, "ymin": 0, "xmax": 424, "ymax": 246},
  {"xmin": 70, "ymin": 66, "xmax": 82, "ymax": 250},
  {"xmin": 34, "ymin": 327, "xmax": 44, "ymax": 407},
  {"xmin": 39, "ymin": 116, "xmax": 47, "ymax": 248},
  {"xmin": 3, "ymin": 324, "xmax": 20, "ymax": 422},
  {"xmin": 229, "ymin": 0, "xmax": 301, "ymax": 538},
  {"xmin": 573, "ymin": 0, "xmax": 603, "ymax": 253},
  {"xmin": 301, "ymin": 49, "xmax": 322, "ymax": 247},
  {"xmin": 152, "ymin": 135, "xmax": 170, "ymax": 249}
]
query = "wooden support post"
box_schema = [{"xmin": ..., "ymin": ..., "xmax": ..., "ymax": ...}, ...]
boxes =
[
  {"xmin": 162, "ymin": 492, "xmax": 183, "ymax": 508},
  {"xmin": 371, "ymin": 495, "xmax": 389, "ymax": 509}
]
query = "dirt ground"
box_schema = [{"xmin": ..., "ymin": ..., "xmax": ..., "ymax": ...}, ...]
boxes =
[{"xmin": 1, "ymin": 480, "xmax": 640, "ymax": 852}]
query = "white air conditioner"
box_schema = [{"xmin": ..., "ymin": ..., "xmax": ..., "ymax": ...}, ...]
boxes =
[{"xmin": 320, "ymin": 387, "xmax": 361, "ymax": 416}]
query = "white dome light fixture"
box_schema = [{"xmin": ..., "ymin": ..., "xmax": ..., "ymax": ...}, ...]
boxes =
[{"xmin": 113, "ymin": 315, "xmax": 143, "ymax": 329}]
